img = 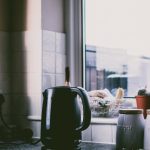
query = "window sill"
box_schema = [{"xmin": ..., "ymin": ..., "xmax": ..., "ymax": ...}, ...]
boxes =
[
  {"xmin": 91, "ymin": 117, "xmax": 118, "ymax": 125},
  {"xmin": 27, "ymin": 115, "xmax": 118, "ymax": 125}
]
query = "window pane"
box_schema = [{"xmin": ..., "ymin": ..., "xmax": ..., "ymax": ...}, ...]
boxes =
[{"xmin": 85, "ymin": 0, "xmax": 150, "ymax": 97}]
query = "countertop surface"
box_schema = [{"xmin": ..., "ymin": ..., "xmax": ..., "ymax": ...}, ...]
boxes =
[{"xmin": 0, "ymin": 141, "xmax": 116, "ymax": 150}]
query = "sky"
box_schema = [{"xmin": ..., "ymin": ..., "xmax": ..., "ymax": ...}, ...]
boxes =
[{"xmin": 86, "ymin": 0, "xmax": 150, "ymax": 56}]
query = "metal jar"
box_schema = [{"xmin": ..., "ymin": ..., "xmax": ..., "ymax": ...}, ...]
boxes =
[{"xmin": 116, "ymin": 109, "xmax": 145, "ymax": 150}]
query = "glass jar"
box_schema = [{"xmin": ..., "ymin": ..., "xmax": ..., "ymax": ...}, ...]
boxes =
[{"xmin": 116, "ymin": 109, "xmax": 145, "ymax": 150}]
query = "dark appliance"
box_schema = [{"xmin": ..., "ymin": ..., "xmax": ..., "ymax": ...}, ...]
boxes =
[{"xmin": 41, "ymin": 86, "xmax": 91, "ymax": 150}]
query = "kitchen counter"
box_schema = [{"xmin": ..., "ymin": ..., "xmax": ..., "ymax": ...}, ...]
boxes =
[{"xmin": 0, "ymin": 141, "xmax": 116, "ymax": 150}]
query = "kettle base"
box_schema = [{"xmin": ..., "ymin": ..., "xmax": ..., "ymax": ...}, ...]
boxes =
[
  {"xmin": 41, "ymin": 146, "xmax": 81, "ymax": 150},
  {"xmin": 41, "ymin": 140, "xmax": 81, "ymax": 150}
]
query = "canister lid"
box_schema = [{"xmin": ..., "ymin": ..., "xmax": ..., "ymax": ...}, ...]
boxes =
[
  {"xmin": 119, "ymin": 109, "xmax": 143, "ymax": 114},
  {"xmin": 147, "ymin": 109, "xmax": 150, "ymax": 115}
]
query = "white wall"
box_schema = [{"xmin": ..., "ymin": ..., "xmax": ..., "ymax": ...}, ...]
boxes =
[
  {"xmin": 0, "ymin": 0, "xmax": 11, "ymax": 126},
  {"xmin": 0, "ymin": 0, "xmax": 66, "ymax": 138},
  {"xmin": 42, "ymin": 0, "xmax": 65, "ymax": 32},
  {"xmin": 10, "ymin": 0, "xmax": 42, "ymax": 137}
]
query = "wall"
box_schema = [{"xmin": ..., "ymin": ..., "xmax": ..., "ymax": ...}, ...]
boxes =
[
  {"xmin": 0, "ymin": 0, "xmax": 11, "ymax": 125},
  {"xmin": 42, "ymin": 0, "xmax": 65, "ymax": 33},
  {"xmin": 10, "ymin": 0, "xmax": 42, "ymax": 137},
  {"xmin": 0, "ymin": 0, "xmax": 66, "ymax": 138},
  {"xmin": 42, "ymin": 0, "xmax": 66, "ymax": 92}
]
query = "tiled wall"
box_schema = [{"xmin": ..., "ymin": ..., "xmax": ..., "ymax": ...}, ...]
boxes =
[
  {"xmin": 0, "ymin": 0, "xmax": 66, "ymax": 138},
  {"xmin": 42, "ymin": 30, "xmax": 66, "ymax": 91},
  {"xmin": 10, "ymin": 31, "xmax": 42, "ymax": 135},
  {"xmin": 0, "ymin": 31, "xmax": 11, "ymax": 124}
]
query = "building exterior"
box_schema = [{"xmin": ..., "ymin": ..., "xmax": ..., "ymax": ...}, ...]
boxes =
[{"xmin": 85, "ymin": 45, "xmax": 150, "ymax": 97}]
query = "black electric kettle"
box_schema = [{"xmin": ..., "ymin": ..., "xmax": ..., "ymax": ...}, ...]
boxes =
[{"xmin": 41, "ymin": 86, "xmax": 91, "ymax": 149}]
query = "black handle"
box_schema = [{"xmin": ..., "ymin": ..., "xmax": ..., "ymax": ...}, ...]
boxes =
[
  {"xmin": 41, "ymin": 90, "xmax": 48, "ymax": 138},
  {"xmin": 71, "ymin": 87, "xmax": 91, "ymax": 132}
]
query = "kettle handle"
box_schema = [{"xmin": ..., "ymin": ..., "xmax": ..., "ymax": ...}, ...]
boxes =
[{"xmin": 71, "ymin": 87, "xmax": 91, "ymax": 132}]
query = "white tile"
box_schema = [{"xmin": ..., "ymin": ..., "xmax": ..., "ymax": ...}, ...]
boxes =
[
  {"xmin": 11, "ymin": 52, "xmax": 27, "ymax": 73},
  {"xmin": 112, "ymin": 125, "xmax": 117, "ymax": 143},
  {"xmin": 26, "ymin": 73, "xmax": 41, "ymax": 94},
  {"xmin": 56, "ymin": 74, "xmax": 65, "ymax": 86},
  {"xmin": 82, "ymin": 125, "xmax": 92, "ymax": 141},
  {"xmin": 11, "ymin": 51, "xmax": 42, "ymax": 73},
  {"xmin": 42, "ymin": 30, "xmax": 55, "ymax": 52},
  {"xmin": 56, "ymin": 54, "xmax": 66, "ymax": 73},
  {"xmin": 28, "ymin": 94, "xmax": 42, "ymax": 116},
  {"xmin": 56, "ymin": 32, "xmax": 66, "ymax": 54},
  {"xmin": 26, "ymin": 51, "xmax": 42, "ymax": 73},
  {"xmin": 0, "ymin": 50, "xmax": 11, "ymax": 73},
  {"xmin": 11, "ymin": 94, "xmax": 31, "ymax": 115},
  {"xmin": 30, "ymin": 121, "xmax": 41, "ymax": 138},
  {"xmin": 11, "ymin": 31, "xmax": 42, "ymax": 51},
  {"xmin": 42, "ymin": 52, "xmax": 55, "ymax": 73},
  {"xmin": 92, "ymin": 124, "xmax": 112, "ymax": 143},
  {"xmin": 42, "ymin": 74, "xmax": 55, "ymax": 91},
  {"xmin": 0, "ymin": 31, "xmax": 10, "ymax": 52},
  {"xmin": 11, "ymin": 73, "xmax": 41, "ymax": 94},
  {"xmin": 10, "ymin": 115, "xmax": 30, "ymax": 129},
  {"xmin": 12, "ymin": 73, "xmax": 28, "ymax": 93},
  {"xmin": 0, "ymin": 73, "xmax": 11, "ymax": 93},
  {"xmin": 12, "ymin": 94, "xmax": 40, "ymax": 119},
  {"xmin": 10, "ymin": 32, "xmax": 24, "ymax": 51},
  {"xmin": 1, "ymin": 94, "xmax": 12, "ymax": 115}
]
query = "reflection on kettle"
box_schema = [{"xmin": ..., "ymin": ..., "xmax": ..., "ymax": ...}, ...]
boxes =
[{"xmin": 41, "ymin": 86, "xmax": 91, "ymax": 150}]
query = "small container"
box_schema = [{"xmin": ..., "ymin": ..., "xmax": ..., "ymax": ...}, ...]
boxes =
[
  {"xmin": 116, "ymin": 109, "xmax": 145, "ymax": 150},
  {"xmin": 136, "ymin": 95, "xmax": 150, "ymax": 118},
  {"xmin": 144, "ymin": 109, "xmax": 150, "ymax": 150}
]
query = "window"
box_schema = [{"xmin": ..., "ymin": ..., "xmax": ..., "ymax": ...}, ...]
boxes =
[{"xmin": 84, "ymin": 0, "xmax": 150, "ymax": 97}]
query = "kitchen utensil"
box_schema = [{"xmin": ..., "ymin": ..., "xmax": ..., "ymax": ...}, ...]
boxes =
[
  {"xmin": 41, "ymin": 86, "xmax": 91, "ymax": 149},
  {"xmin": 116, "ymin": 109, "xmax": 145, "ymax": 150}
]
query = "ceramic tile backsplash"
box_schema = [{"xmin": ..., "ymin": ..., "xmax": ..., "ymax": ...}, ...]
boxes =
[
  {"xmin": 11, "ymin": 94, "xmax": 42, "ymax": 116},
  {"xmin": 26, "ymin": 73, "xmax": 41, "ymax": 95},
  {"xmin": 0, "ymin": 73, "xmax": 11, "ymax": 94},
  {"xmin": 11, "ymin": 51, "xmax": 27, "ymax": 73},
  {"xmin": 9, "ymin": 29, "xmax": 42, "ymax": 126},
  {"xmin": 0, "ymin": 29, "xmax": 66, "ymax": 138},
  {"xmin": 0, "ymin": 32, "xmax": 11, "ymax": 74},
  {"xmin": 28, "ymin": 94, "xmax": 42, "ymax": 116},
  {"xmin": 10, "ymin": 32, "xmax": 25, "ymax": 51},
  {"xmin": 11, "ymin": 31, "xmax": 41, "ymax": 52},
  {"xmin": 26, "ymin": 51, "xmax": 41, "ymax": 73},
  {"xmin": 56, "ymin": 32, "xmax": 66, "ymax": 54},
  {"xmin": 11, "ymin": 94, "xmax": 30, "ymax": 116},
  {"xmin": 0, "ymin": 32, "xmax": 11, "ymax": 123},
  {"xmin": 92, "ymin": 125, "xmax": 112, "ymax": 143},
  {"xmin": 2, "ymin": 94, "xmax": 12, "ymax": 115},
  {"xmin": 0, "ymin": 31, "xmax": 10, "ymax": 52},
  {"xmin": 43, "ymin": 52, "xmax": 55, "ymax": 73},
  {"xmin": 0, "ymin": 32, "xmax": 11, "ymax": 95},
  {"xmin": 82, "ymin": 125, "xmax": 92, "ymax": 141},
  {"xmin": 42, "ymin": 30, "xmax": 66, "ymax": 89},
  {"xmin": 42, "ymin": 74, "xmax": 55, "ymax": 91},
  {"xmin": 0, "ymin": 50, "xmax": 11, "ymax": 73},
  {"xmin": 56, "ymin": 53, "xmax": 66, "ymax": 74},
  {"xmin": 11, "ymin": 73, "xmax": 28, "ymax": 94},
  {"xmin": 42, "ymin": 30, "xmax": 55, "ymax": 52},
  {"xmin": 56, "ymin": 74, "xmax": 65, "ymax": 86}
]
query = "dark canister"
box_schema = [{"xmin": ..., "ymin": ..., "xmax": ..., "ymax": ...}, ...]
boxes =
[{"xmin": 116, "ymin": 109, "xmax": 145, "ymax": 150}]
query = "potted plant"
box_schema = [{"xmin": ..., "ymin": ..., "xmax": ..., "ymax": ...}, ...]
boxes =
[{"xmin": 136, "ymin": 88, "xmax": 150, "ymax": 118}]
